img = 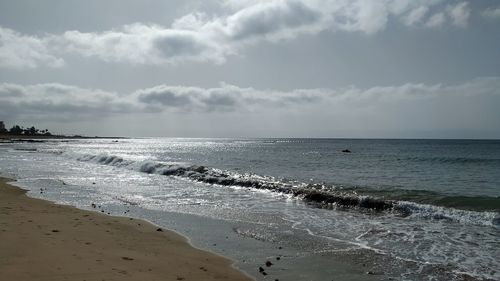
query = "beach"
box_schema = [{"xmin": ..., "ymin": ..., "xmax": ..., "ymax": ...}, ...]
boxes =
[{"xmin": 0, "ymin": 177, "xmax": 253, "ymax": 281}]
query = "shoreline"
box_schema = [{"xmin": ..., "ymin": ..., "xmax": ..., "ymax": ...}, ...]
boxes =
[{"xmin": 0, "ymin": 176, "xmax": 253, "ymax": 281}]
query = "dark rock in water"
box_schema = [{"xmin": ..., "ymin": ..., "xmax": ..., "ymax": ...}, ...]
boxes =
[
  {"xmin": 258, "ymin": 267, "xmax": 265, "ymax": 272},
  {"xmin": 91, "ymin": 203, "xmax": 96, "ymax": 208},
  {"xmin": 265, "ymin": 261, "xmax": 273, "ymax": 267},
  {"xmin": 156, "ymin": 228, "xmax": 163, "ymax": 232},
  {"xmin": 92, "ymin": 182, "xmax": 96, "ymax": 185},
  {"xmin": 276, "ymin": 256, "xmax": 281, "ymax": 260},
  {"xmin": 342, "ymin": 149, "xmax": 351, "ymax": 153}
]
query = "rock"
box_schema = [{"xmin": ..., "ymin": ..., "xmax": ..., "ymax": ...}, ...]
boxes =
[
  {"xmin": 342, "ymin": 149, "xmax": 351, "ymax": 153},
  {"xmin": 156, "ymin": 228, "xmax": 163, "ymax": 232}
]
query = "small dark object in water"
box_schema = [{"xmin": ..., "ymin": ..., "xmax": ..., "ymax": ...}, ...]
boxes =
[
  {"xmin": 342, "ymin": 149, "xmax": 351, "ymax": 153},
  {"xmin": 92, "ymin": 182, "xmax": 96, "ymax": 185},
  {"xmin": 265, "ymin": 261, "xmax": 273, "ymax": 267},
  {"xmin": 91, "ymin": 203, "xmax": 96, "ymax": 208},
  {"xmin": 262, "ymin": 271, "xmax": 268, "ymax": 276},
  {"xmin": 276, "ymin": 256, "xmax": 281, "ymax": 260},
  {"xmin": 258, "ymin": 267, "xmax": 265, "ymax": 272},
  {"xmin": 156, "ymin": 228, "xmax": 163, "ymax": 232}
]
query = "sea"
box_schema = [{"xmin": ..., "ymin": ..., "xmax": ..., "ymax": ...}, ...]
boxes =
[{"xmin": 0, "ymin": 138, "xmax": 499, "ymax": 280}]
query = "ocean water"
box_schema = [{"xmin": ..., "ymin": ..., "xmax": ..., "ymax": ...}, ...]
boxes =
[{"xmin": 0, "ymin": 138, "xmax": 499, "ymax": 280}]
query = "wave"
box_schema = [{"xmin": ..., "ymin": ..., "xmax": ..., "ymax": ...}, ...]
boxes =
[
  {"xmin": 75, "ymin": 153, "xmax": 499, "ymax": 227},
  {"xmin": 405, "ymin": 156, "xmax": 500, "ymax": 165}
]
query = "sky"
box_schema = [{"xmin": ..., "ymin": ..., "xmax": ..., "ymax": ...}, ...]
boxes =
[{"xmin": 0, "ymin": 0, "xmax": 499, "ymax": 138}]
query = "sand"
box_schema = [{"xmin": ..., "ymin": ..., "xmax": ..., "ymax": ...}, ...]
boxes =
[{"xmin": 0, "ymin": 177, "xmax": 253, "ymax": 281}]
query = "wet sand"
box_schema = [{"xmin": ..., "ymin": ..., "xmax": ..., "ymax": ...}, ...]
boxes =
[{"xmin": 0, "ymin": 177, "xmax": 253, "ymax": 281}]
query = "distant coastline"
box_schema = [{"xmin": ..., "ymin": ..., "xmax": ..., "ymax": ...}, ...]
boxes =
[
  {"xmin": 0, "ymin": 133, "xmax": 127, "ymax": 142},
  {"xmin": 0, "ymin": 121, "xmax": 126, "ymax": 141}
]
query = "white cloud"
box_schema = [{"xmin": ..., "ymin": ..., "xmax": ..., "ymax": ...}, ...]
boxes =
[
  {"xmin": 482, "ymin": 7, "xmax": 500, "ymax": 20},
  {"xmin": 0, "ymin": 0, "xmax": 476, "ymax": 69},
  {"xmin": 0, "ymin": 27, "xmax": 64, "ymax": 69},
  {"xmin": 403, "ymin": 6, "xmax": 429, "ymax": 26},
  {"xmin": 447, "ymin": 2, "xmax": 470, "ymax": 28},
  {"xmin": 59, "ymin": 23, "xmax": 229, "ymax": 65},
  {"xmin": 426, "ymin": 12, "xmax": 446, "ymax": 27}
]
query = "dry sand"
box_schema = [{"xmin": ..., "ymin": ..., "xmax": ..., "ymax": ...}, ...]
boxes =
[{"xmin": 0, "ymin": 177, "xmax": 253, "ymax": 281}]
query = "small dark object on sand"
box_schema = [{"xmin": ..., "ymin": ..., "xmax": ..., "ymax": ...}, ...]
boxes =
[
  {"xmin": 51, "ymin": 229, "xmax": 60, "ymax": 232},
  {"xmin": 342, "ymin": 149, "xmax": 351, "ymax": 153},
  {"xmin": 156, "ymin": 228, "xmax": 163, "ymax": 232},
  {"xmin": 265, "ymin": 261, "xmax": 273, "ymax": 267}
]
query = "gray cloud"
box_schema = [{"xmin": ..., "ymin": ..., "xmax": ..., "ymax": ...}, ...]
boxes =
[
  {"xmin": 2, "ymin": 77, "xmax": 499, "ymax": 131},
  {"xmin": 0, "ymin": 0, "xmax": 475, "ymax": 69},
  {"xmin": 0, "ymin": 83, "xmax": 137, "ymax": 121}
]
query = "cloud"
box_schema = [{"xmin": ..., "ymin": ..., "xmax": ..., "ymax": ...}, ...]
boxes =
[
  {"xmin": 447, "ymin": 2, "xmax": 470, "ymax": 28},
  {"xmin": 135, "ymin": 83, "xmax": 322, "ymax": 113},
  {"xmin": 2, "ymin": 77, "xmax": 499, "ymax": 120},
  {"xmin": 0, "ymin": 83, "xmax": 137, "ymax": 121},
  {"xmin": 403, "ymin": 6, "xmax": 429, "ymax": 26},
  {"xmin": 426, "ymin": 12, "xmax": 446, "ymax": 28},
  {"xmin": 0, "ymin": 0, "xmax": 477, "ymax": 69},
  {"xmin": 1, "ymin": 77, "xmax": 499, "ymax": 137},
  {"xmin": 59, "ymin": 23, "xmax": 228, "ymax": 65},
  {"xmin": 482, "ymin": 6, "xmax": 500, "ymax": 20},
  {"xmin": 425, "ymin": 2, "xmax": 470, "ymax": 28},
  {"xmin": 0, "ymin": 27, "xmax": 64, "ymax": 70}
]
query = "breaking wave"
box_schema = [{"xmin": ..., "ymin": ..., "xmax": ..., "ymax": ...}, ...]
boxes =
[{"xmin": 75, "ymin": 153, "xmax": 499, "ymax": 227}]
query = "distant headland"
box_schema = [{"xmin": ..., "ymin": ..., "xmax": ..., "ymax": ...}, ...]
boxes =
[{"xmin": 0, "ymin": 121, "xmax": 123, "ymax": 140}]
